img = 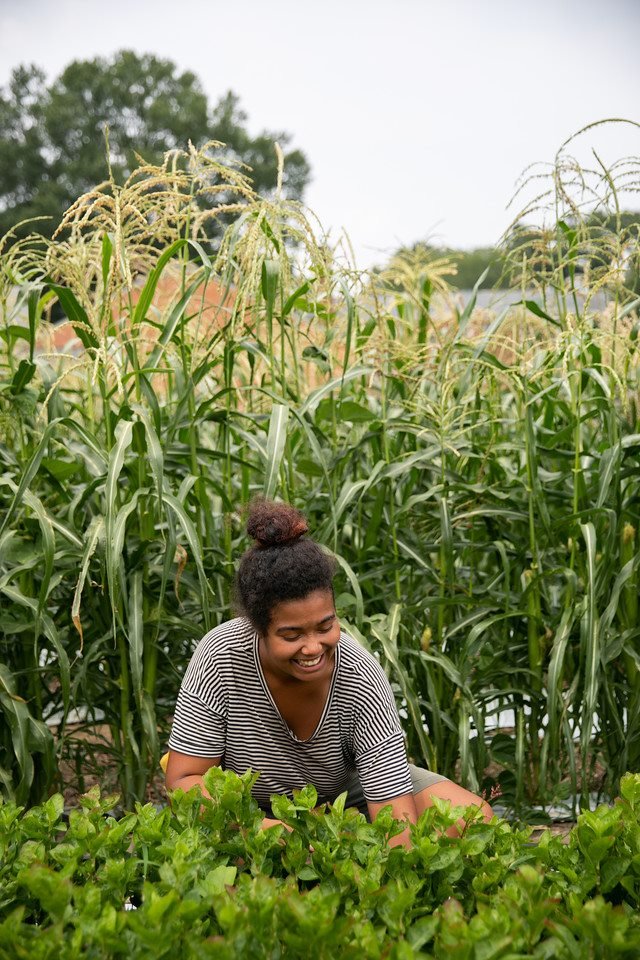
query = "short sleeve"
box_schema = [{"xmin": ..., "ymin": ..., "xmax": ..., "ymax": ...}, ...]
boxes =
[
  {"xmin": 351, "ymin": 662, "xmax": 413, "ymax": 803},
  {"xmin": 168, "ymin": 688, "xmax": 226, "ymax": 756},
  {"xmin": 167, "ymin": 635, "xmax": 228, "ymax": 757}
]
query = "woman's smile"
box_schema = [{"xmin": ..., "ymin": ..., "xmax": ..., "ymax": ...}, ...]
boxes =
[{"xmin": 291, "ymin": 651, "xmax": 326, "ymax": 671}]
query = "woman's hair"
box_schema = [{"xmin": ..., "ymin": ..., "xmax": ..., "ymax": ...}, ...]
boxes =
[{"xmin": 235, "ymin": 499, "xmax": 337, "ymax": 634}]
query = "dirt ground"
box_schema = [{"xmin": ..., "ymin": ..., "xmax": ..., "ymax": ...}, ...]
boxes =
[
  {"xmin": 56, "ymin": 725, "xmax": 168, "ymax": 811},
  {"xmin": 528, "ymin": 822, "xmax": 573, "ymax": 843}
]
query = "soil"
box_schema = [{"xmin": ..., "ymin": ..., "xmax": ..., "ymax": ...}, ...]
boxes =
[
  {"xmin": 55, "ymin": 724, "xmax": 168, "ymax": 811},
  {"xmin": 529, "ymin": 822, "xmax": 573, "ymax": 843}
]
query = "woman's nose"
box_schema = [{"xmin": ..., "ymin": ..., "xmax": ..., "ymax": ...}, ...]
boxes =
[{"xmin": 300, "ymin": 637, "xmax": 323, "ymax": 655}]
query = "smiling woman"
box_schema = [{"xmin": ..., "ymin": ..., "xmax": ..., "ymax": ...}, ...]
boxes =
[{"xmin": 165, "ymin": 500, "xmax": 491, "ymax": 844}]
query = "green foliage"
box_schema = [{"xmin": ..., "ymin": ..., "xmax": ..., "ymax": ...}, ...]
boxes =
[
  {"xmin": 1, "ymin": 771, "xmax": 640, "ymax": 957},
  {"xmin": 0, "ymin": 51, "xmax": 310, "ymax": 242}
]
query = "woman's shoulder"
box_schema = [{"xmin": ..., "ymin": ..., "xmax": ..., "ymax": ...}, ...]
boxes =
[
  {"xmin": 336, "ymin": 630, "xmax": 398, "ymax": 716},
  {"xmin": 338, "ymin": 630, "xmax": 389, "ymax": 681},
  {"xmin": 190, "ymin": 616, "xmax": 256, "ymax": 665}
]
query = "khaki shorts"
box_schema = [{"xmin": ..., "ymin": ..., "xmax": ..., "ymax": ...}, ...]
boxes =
[
  {"xmin": 261, "ymin": 764, "xmax": 449, "ymax": 819},
  {"xmin": 344, "ymin": 763, "xmax": 449, "ymax": 818}
]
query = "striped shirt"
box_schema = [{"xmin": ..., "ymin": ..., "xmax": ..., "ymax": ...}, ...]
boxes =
[{"xmin": 168, "ymin": 617, "xmax": 413, "ymax": 808}]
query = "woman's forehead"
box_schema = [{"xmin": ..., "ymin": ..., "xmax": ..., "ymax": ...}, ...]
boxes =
[{"xmin": 269, "ymin": 589, "xmax": 335, "ymax": 628}]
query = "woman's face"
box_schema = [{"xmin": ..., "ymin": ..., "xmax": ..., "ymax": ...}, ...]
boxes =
[{"xmin": 259, "ymin": 589, "xmax": 340, "ymax": 682}]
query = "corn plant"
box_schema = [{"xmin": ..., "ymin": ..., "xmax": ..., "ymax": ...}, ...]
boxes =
[{"xmin": 0, "ymin": 126, "xmax": 639, "ymax": 814}]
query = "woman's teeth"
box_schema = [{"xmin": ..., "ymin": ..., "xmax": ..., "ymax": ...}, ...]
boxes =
[{"xmin": 295, "ymin": 655, "xmax": 322, "ymax": 667}]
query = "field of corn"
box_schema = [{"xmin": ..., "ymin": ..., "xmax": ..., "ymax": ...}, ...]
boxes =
[{"xmin": 0, "ymin": 126, "xmax": 639, "ymax": 822}]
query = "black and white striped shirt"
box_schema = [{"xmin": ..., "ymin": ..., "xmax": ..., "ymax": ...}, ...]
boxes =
[{"xmin": 168, "ymin": 617, "xmax": 413, "ymax": 808}]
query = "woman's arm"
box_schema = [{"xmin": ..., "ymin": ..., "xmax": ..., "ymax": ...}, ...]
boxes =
[
  {"xmin": 165, "ymin": 750, "xmax": 221, "ymax": 795},
  {"xmin": 369, "ymin": 785, "xmax": 494, "ymax": 847},
  {"xmin": 165, "ymin": 751, "xmax": 290, "ymax": 832},
  {"xmin": 367, "ymin": 792, "xmax": 418, "ymax": 849}
]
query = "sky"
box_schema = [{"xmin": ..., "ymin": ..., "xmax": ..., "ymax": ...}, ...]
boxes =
[{"xmin": 0, "ymin": 0, "xmax": 639, "ymax": 268}]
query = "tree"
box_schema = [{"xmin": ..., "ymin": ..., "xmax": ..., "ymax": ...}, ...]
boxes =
[
  {"xmin": 0, "ymin": 51, "xmax": 311, "ymax": 241},
  {"xmin": 383, "ymin": 241, "xmax": 508, "ymax": 291},
  {"xmin": 442, "ymin": 247, "xmax": 507, "ymax": 289}
]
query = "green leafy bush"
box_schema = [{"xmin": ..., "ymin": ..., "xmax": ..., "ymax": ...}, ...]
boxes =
[{"xmin": 1, "ymin": 770, "xmax": 640, "ymax": 958}]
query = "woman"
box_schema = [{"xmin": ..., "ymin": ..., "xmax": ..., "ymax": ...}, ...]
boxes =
[{"xmin": 165, "ymin": 500, "xmax": 492, "ymax": 846}]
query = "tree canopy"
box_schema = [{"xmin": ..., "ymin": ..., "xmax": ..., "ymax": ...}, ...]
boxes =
[
  {"xmin": 390, "ymin": 208, "xmax": 640, "ymax": 293},
  {"xmin": 0, "ymin": 51, "xmax": 311, "ymax": 241}
]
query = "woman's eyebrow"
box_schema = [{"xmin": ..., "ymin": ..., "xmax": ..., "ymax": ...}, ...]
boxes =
[{"xmin": 276, "ymin": 614, "xmax": 335, "ymax": 633}]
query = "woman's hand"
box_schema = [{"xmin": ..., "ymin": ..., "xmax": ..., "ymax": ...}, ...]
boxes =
[
  {"xmin": 261, "ymin": 816, "xmax": 293, "ymax": 832},
  {"xmin": 367, "ymin": 792, "xmax": 418, "ymax": 849}
]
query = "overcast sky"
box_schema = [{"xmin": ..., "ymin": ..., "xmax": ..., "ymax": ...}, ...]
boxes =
[{"xmin": 1, "ymin": 0, "xmax": 639, "ymax": 267}]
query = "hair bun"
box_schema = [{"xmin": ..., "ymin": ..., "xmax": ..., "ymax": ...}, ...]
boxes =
[{"xmin": 246, "ymin": 499, "xmax": 309, "ymax": 547}]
